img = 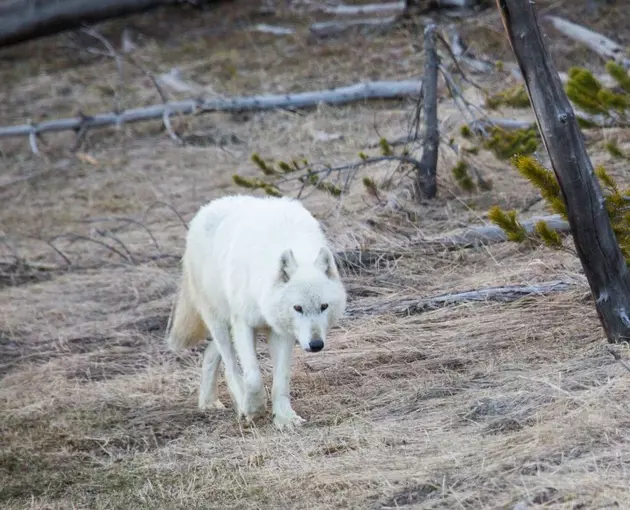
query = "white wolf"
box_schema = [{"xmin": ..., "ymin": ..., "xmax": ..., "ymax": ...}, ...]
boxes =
[{"xmin": 166, "ymin": 194, "xmax": 347, "ymax": 429}]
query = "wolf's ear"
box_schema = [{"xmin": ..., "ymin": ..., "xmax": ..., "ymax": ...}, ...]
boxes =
[
  {"xmin": 279, "ymin": 249, "xmax": 298, "ymax": 283},
  {"xmin": 315, "ymin": 247, "xmax": 340, "ymax": 280}
]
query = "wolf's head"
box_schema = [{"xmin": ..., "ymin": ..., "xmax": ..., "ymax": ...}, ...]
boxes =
[{"xmin": 268, "ymin": 246, "xmax": 347, "ymax": 353}]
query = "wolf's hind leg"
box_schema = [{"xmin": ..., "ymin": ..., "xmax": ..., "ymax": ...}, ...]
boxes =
[{"xmin": 198, "ymin": 341, "xmax": 225, "ymax": 410}]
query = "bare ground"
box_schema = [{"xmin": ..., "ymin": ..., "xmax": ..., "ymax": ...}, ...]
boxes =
[{"xmin": 1, "ymin": 1, "xmax": 630, "ymax": 508}]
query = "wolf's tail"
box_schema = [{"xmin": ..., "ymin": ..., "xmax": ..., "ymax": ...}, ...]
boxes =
[{"xmin": 165, "ymin": 255, "xmax": 208, "ymax": 351}]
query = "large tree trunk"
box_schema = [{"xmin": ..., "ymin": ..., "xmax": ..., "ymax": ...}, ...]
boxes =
[
  {"xmin": 494, "ymin": 0, "xmax": 630, "ymax": 344},
  {"xmin": 0, "ymin": 0, "xmax": 219, "ymax": 49}
]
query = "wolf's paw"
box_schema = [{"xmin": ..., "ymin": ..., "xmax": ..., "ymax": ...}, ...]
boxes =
[
  {"xmin": 273, "ymin": 410, "xmax": 306, "ymax": 431},
  {"xmin": 241, "ymin": 391, "xmax": 266, "ymax": 418},
  {"xmin": 199, "ymin": 398, "xmax": 226, "ymax": 411}
]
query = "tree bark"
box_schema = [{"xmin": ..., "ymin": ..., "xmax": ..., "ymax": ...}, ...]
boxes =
[
  {"xmin": 495, "ymin": 0, "xmax": 630, "ymax": 344},
  {"xmin": 0, "ymin": 0, "xmax": 220, "ymax": 49},
  {"xmin": 415, "ymin": 23, "xmax": 439, "ymax": 199}
]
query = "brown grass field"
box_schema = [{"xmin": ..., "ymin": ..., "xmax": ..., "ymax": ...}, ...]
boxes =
[{"xmin": 1, "ymin": 1, "xmax": 630, "ymax": 508}]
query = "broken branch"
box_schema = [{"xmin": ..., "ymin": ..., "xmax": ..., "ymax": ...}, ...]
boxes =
[
  {"xmin": 0, "ymin": 79, "xmax": 422, "ymax": 145},
  {"xmin": 545, "ymin": 15, "xmax": 630, "ymax": 70},
  {"xmin": 309, "ymin": 16, "xmax": 399, "ymax": 38},
  {"xmin": 0, "ymin": 0, "xmax": 225, "ymax": 49},
  {"xmin": 422, "ymin": 214, "xmax": 570, "ymax": 250},
  {"xmin": 347, "ymin": 280, "xmax": 575, "ymax": 317}
]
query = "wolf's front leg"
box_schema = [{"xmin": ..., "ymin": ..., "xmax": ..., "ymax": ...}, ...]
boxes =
[
  {"xmin": 268, "ymin": 331, "xmax": 305, "ymax": 430},
  {"xmin": 198, "ymin": 341, "xmax": 225, "ymax": 410},
  {"xmin": 231, "ymin": 318, "xmax": 267, "ymax": 422}
]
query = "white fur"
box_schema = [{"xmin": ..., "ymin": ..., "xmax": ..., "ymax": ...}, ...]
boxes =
[{"xmin": 166, "ymin": 194, "xmax": 347, "ymax": 429}]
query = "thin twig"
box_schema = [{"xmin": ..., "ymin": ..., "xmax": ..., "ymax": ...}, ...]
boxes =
[
  {"xmin": 439, "ymin": 65, "xmax": 487, "ymax": 130},
  {"xmin": 606, "ymin": 345, "xmax": 630, "ymax": 374},
  {"xmin": 94, "ymin": 230, "xmax": 136, "ymax": 264},
  {"xmin": 78, "ymin": 216, "xmax": 161, "ymax": 250},
  {"xmin": 50, "ymin": 233, "xmax": 132, "ymax": 262},
  {"xmin": 143, "ymin": 201, "xmax": 189, "ymax": 230},
  {"xmin": 80, "ymin": 26, "xmax": 125, "ymax": 113},
  {"xmin": 435, "ymin": 31, "xmax": 485, "ymax": 92},
  {"xmin": 276, "ymin": 155, "xmax": 423, "ymax": 188}
]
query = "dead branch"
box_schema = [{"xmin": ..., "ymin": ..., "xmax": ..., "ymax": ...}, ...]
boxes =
[
  {"xmin": 310, "ymin": 16, "xmax": 399, "ymax": 38},
  {"xmin": 468, "ymin": 118, "xmax": 534, "ymax": 133},
  {"xmin": 321, "ymin": 2, "xmax": 405, "ymax": 15},
  {"xmin": 545, "ymin": 15, "xmax": 630, "ymax": 70},
  {"xmin": 496, "ymin": 0, "xmax": 630, "ymax": 344},
  {"xmin": 437, "ymin": 0, "xmax": 481, "ymax": 5},
  {"xmin": 483, "ymin": 70, "xmax": 628, "ymax": 129},
  {"xmin": 606, "ymin": 345, "xmax": 630, "ymax": 375},
  {"xmin": 0, "ymin": 80, "xmax": 422, "ymax": 148},
  {"xmin": 367, "ymin": 134, "xmax": 419, "ymax": 148},
  {"xmin": 85, "ymin": 28, "xmax": 168, "ymax": 104},
  {"xmin": 0, "ymin": 0, "xmax": 223, "ymax": 49},
  {"xmin": 423, "ymin": 214, "xmax": 570, "ymax": 249},
  {"xmin": 79, "ymin": 216, "xmax": 161, "ymax": 250},
  {"xmin": 143, "ymin": 201, "xmax": 189, "ymax": 230},
  {"xmin": 441, "ymin": 24, "xmax": 494, "ymax": 74},
  {"xmin": 273, "ymin": 155, "xmax": 423, "ymax": 199},
  {"xmin": 439, "ymin": 65, "xmax": 488, "ymax": 129},
  {"xmin": 248, "ymin": 24, "xmax": 296, "ymax": 36},
  {"xmin": 302, "ymin": 0, "xmax": 482, "ymax": 17},
  {"xmin": 20, "ymin": 235, "xmax": 73, "ymax": 266},
  {"xmin": 157, "ymin": 68, "xmax": 205, "ymax": 94},
  {"xmin": 50, "ymin": 233, "xmax": 133, "ymax": 263},
  {"xmin": 334, "ymin": 249, "xmax": 402, "ymax": 272},
  {"xmin": 414, "ymin": 23, "xmax": 439, "ymax": 199},
  {"xmin": 347, "ymin": 280, "xmax": 574, "ymax": 318},
  {"xmin": 96, "ymin": 230, "xmax": 137, "ymax": 264}
]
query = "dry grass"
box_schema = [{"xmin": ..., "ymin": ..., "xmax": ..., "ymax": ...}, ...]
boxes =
[{"xmin": 1, "ymin": 0, "xmax": 630, "ymax": 508}]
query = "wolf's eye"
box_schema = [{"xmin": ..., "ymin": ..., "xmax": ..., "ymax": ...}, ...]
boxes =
[
  {"xmin": 294, "ymin": 305, "xmax": 303, "ymax": 313},
  {"xmin": 321, "ymin": 303, "xmax": 329, "ymax": 311}
]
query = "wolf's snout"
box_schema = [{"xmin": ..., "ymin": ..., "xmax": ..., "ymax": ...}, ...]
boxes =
[{"xmin": 308, "ymin": 338, "xmax": 324, "ymax": 352}]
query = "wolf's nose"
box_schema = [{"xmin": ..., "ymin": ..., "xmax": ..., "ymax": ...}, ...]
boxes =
[{"xmin": 309, "ymin": 338, "xmax": 324, "ymax": 352}]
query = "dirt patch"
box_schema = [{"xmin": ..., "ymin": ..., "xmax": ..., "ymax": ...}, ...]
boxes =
[
  {"xmin": 381, "ymin": 483, "xmax": 440, "ymax": 508},
  {"xmin": 0, "ymin": 261, "xmax": 59, "ymax": 289}
]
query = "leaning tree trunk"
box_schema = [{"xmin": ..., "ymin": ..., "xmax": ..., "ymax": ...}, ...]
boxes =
[
  {"xmin": 0, "ymin": 0, "xmax": 224, "ymax": 49},
  {"xmin": 495, "ymin": 0, "xmax": 630, "ymax": 344}
]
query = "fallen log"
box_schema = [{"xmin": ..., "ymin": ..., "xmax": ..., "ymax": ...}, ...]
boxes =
[
  {"xmin": 496, "ymin": 0, "xmax": 630, "ymax": 344},
  {"xmin": 309, "ymin": 17, "xmax": 398, "ymax": 38},
  {"xmin": 545, "ymin": 15, "xmax": 630, "ymax": 70},
  {"xmin": 310, "ymin": 0, "xmax": 481, "ymax": 16},
  {"xmin": 0, "ymin": 0, "xmax": 221, "ymax": 49},
  {"xmin": 423, "ymin": 214, "xmax": 570, "ymax": 250},
  {"xmin": 0, "ymin": 79, "xmax": 422, "ymax": 147},
  {"xmin": 347, "ymin": 280, "xmax": 575, "ymax": 317},
  {"xmin": 334, "ymin": 215, "xmax": 570, "ymax": 272},
  {"xmin": 468, "ymin": 117, "xmax": 534, "ymax": 133},
  {"xmin": 321, "ymin": 1, "xmax": 405, "ymax": 15}
]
